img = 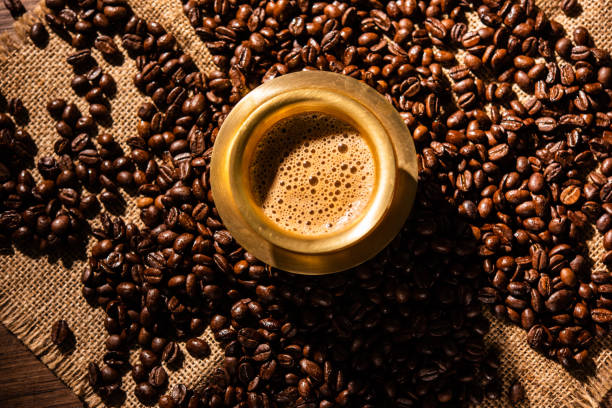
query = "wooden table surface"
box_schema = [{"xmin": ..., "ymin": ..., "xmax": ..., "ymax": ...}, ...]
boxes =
[
  {"xmin": 0, "ymin": 324, "xmax": 82, "ymax": 407},
  {"xmin": 0, "ymin": 0, "xmax": 35, "ymax": 32},
  {"xmin": 1, "ymin": 4, "xmax": 83, "ymax": 407}
]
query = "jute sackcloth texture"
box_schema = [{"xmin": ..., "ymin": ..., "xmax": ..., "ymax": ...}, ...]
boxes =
[{"xmin": 0, "ymin": 0, "xmax": 611, "ymax": 407}]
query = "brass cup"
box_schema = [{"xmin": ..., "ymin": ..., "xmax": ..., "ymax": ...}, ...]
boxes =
[{"xmin": 211, "ymin": 71, "xmax": 418, "ymax": 274}]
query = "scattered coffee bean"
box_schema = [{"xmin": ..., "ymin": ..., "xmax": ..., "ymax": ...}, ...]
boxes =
[
  {"xmin": 29, "ymin": 22, "xmax": 48, "ymax": 47},
  {"xmin": 509, "ymin": 380, "xmax": 526, "ymax": 403},
  {"xmin": 148, "ymin": 365, "xmax": 167, "ymax": 388},
  {"xmin": 3, "ymin": 0, "xmax": 25, "ymax": 18},
  {"xmin": 135, "ymin": 382, "xmax": 157, "ymax": 403},
  {"xmin": 560, "ymin": 0, "xmax": 579, "ymax": 15},
  {"xmin": 51, "ymin": 319, "xmax": 72, "ymax": 347},
  {"xmin": 185, "ymin": 338, "xmax": 210, "ymax": 359}
]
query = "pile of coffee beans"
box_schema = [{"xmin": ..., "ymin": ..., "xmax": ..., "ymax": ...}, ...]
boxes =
[
  {"xmin": 1, "ymin": 0, "xmax": 612, "ymax": 405},
  {"xmin": 35, "ymin": 0, "xmax": 500, "ymax": 404},
  {"xmin": 0, "ymin": 93, "xmax": 94, "ymax": 254},
  {"xmin": 180, "ymin": 0, "xmax": 612, "ymax": 371}
]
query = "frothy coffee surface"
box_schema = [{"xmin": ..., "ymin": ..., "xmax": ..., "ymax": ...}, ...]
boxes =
[{"xmin": 249, "ymin": 112, "xmax": 375, "ymax": 236}]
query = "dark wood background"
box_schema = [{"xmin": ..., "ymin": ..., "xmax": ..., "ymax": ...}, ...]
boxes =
[
  {"xmin": 1, "ymin": 3, "xmax": 83, "ymax": 407},
  {"xmin": 0, "ymin": 0, "xmax": 35, "ymax": 32},
  {"xmin": 0, "ymin": 324, "xmax": 81, "ymax": 407}
]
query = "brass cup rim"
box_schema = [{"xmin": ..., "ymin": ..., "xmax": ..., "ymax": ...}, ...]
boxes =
[
  {"xmin": 211, "ymin": 71, "xmax": 418, "ymax": 274},
  {"xmin": 228, "ymin": 88, "xmax": 395, "ymax": 254}
]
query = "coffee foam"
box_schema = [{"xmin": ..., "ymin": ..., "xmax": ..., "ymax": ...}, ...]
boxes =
[{"xmin": 249, "ymin": 112, "xmax": 375, "ymax": 236}]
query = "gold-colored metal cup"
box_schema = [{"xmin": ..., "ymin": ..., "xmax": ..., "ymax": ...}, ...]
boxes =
[{"xmin": 210, "ymin": 71, "xmax": 418, "ymax": 274}]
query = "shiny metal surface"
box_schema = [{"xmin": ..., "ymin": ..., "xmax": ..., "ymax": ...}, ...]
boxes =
[{"xmin": 211, "ymin": 71, "xmax": 418, "ymax": 274}]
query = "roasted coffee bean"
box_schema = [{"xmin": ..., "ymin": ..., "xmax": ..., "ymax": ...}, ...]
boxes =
[
  {"xmin": 100, "ymin": 364, "xmax": 119, "ymax": 385},
  {"xmin": 3, "ymin": 0, "xmax": 25, "ymax": 18},
  {"xmin": 131, "ymin": 364, "xmax": 148, "ymax": 383},
  {"xmin": 299, "ymin": 359, "xmax": 323, "ymax": 383},
  {"xmin": 545, "ymin": 290, "xmax": 574, "ymax": 312},
  {"xmin": 135, "ymin": 382, "xmax": 157, "ymax": 403},
  {"xmin": 535, "ymin": 117, "xmax": 557, "ymax": 132},
  {"xmin": 94, "ymin": 35, "xmax": 120, "ymax": 57},
  {"xmin": 560, "ymin": 185, "xmax": 581, "ymax": 205},
  {"xmin": 99, "ymin": 74, "xmax": 116, "ymax": 96},
  {"xmin": 509, "ymin": 381, "xmax": 526, "ymax": 403},
  {"xmin": 561, "ymin": 0, "xmax": 579, "ymax": 15},
  {"xmin": 88, "ymin": 362, "xmax": 101, "ymax": 389},
  {"xmin": 71, "ymin": 75, "xmax": 91, "ymax": 95},
  {"xmin": 66, "ymin": 49, "xmax": 92, "ymax": 68},
  {"xmin": 46, "ymin": 99, "xmax": 66, "ymax": 119},
  {"xmin": 29, "ymin": 22, "xmax": 48, "ymax": 47},
  {"xmin": 51, "ymin": 319, "xmax": 73, "ymax": 347},
  {"xmin": 158, "ymin": 395, "xmax": 176, "ymax": 408},
  {"xmin": 148, "ymin": 365, "xmax": 167, "ymax": 387},
  {"xmin": 90, "ymin": 104, "xmax": 109, "ymax": 120},
  {"xmin": 185, "ymin": 338, "xmax": 210, "ymax": 358},
  {"xmin": 140, "ymin": 349, "xmax": 159, "ymax": 368},
  {"xmin": 162, "ymin": 341, "xmax": 182, "ymax": 365}
]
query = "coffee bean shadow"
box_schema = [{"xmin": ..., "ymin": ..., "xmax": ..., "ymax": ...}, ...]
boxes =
[
  {"xmin": 72, "ymin": 86, "xmax": 89, "ymax": 98},
  {"xmin": 273, "ymin": 162, "xmax": 607, "ymax": 399},
  {"xmin": 101, "ymin": 389, "xmax": 126, "ymax": 407},
  {"xmin": 271, "ymin": 177, "xmax": 490, "ymax": 370},
  {"xmin": 97, "ymin": 115, "xmax": 114, "ymax": 128},
  {"xmin": 0, "ymin": 92, "xmax": 7, "ymax": 111},
  {"xmin": 134, "ymin": 392, "xmax": 159, "ymax": 407},
  {"xmin": 13, "ymin": 225, "xmax": 89, "ymax": 265},
  {"xmin": 166, "ymin": 354, "xmax": 185, "ymax": 371},
  {"xmin": 32, "ymin": 32, "xmax": 50, "ymax": 50},
  {"xmin": 578, "ymin": 223, "xmax": 596, "ymax": 281},
  {"xmin": 18, "ymin": 155, "xmax": 37, "ymax": 172},
  {"xmin": 83, "ymin": 200, "xmax": 102, "ymax": 220},
  {"xmin": 101, "ymin": 79, "xmax": 117, "ymax": 100},
  {"xmin": 568, "ymin": 356, "xmax": 597, "ymax": 381},
  {"xmin": 12, "ymin": 235, "xmax": 87, "ymax": 267},
  {"xmin": 563, "ymin": 215, "xmax": 612, "ymax": 381},
  {"xmin": 7, "ymin": 6, "xmax": 25, "ymax": 20},
  {"xmin": 571, "ymin": 335, "xmax": 609, "ymax": 382},
  {"xmin": 101, "ymin": 52, "xmax": 125, "ymax": 67},
  {"xmin": 486, "ymin": 345, "xmax": 531, "ymax": 407},
  {"xmin": 48, "ymin": 27, "xmax": 74, "ymax": 48},
  {"xmin": 95, "ymin": 102, "xmax": 114, "ymax": 128},
  {"xmin": 48, "ymin": 240, "xmax": 88, "ymax": 268},
  {"xmin": 120, "ymin": 184, "xmax": 139, "ymax": 200},
  {"xmin": 601, "ymin": 387, "xmax": 612, "ymax": 407},
  {"xmin": 13, "ymin": 109, "xmax": 30, "ymax": 126},
  {"xmin": 72, "ymin": 58, "xmax": 99, "ymax": 77},
  {"xmin": 155, "ymin": 382, "xmax": 169, "ymax": 401}
]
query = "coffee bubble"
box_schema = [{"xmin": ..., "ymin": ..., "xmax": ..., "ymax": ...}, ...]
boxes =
[{"xmin": 249, "ymin": 112, "xmax": 375, "ymax": 235}]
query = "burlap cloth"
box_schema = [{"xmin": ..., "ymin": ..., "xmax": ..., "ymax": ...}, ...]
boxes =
[{"xmin": 0, "ymin": 0, "xmax": 611, "ymax": 407}]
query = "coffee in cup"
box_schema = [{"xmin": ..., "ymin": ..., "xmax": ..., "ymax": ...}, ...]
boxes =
[{"xmin": 248, "ymin": 112, "xmax": 375, "ymax": 236}]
